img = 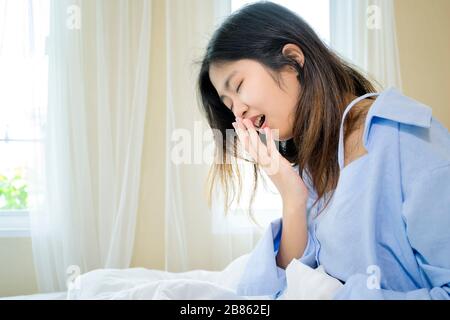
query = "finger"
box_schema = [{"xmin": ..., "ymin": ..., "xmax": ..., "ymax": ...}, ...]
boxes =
[
  {"xmin": 235, "ymin": 119, "xmax": 260, "ymax": 161},
  {"xmin": 233, "ymin": 121, "xmax": 250, "ymax": 154},
  {"xmin": 241, "ymin": 119, "xmax": 270, "ymax": 165},
  {"xmin": 264, "ymin": 127, "xmax": 276, "ymax": 156},
  {"xmin": 241, "ymin": 119, "xmax": 261, "ymax": 150},
  {"xmin": 264, "ymin": 127, "xmax": 273, "ymax": 156},
  {"xmin": 267, "ymin": 127, "xmax": 281, "ymax": 157},
  {"xmin": 265, "ymin": 128, "xmax": 283, "ymax": 175}
]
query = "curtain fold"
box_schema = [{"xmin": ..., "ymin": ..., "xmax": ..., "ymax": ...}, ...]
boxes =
[
  {"xmin": 330, "ymin": 0, "xmax": 402, "ymax": 90},
  {"xmin": 30, "ymin": 0, "xmax": 151, "ymax": 292}
]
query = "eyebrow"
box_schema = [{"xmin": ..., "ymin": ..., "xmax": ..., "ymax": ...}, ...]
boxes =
[{"xmin": 219, "ymin": 70, "xmax": 238, "ymax": 105}]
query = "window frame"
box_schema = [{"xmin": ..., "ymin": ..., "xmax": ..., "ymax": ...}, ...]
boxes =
[{"xmin": 0, "ymin": 210, "xmax": 30, "ymax": 238}]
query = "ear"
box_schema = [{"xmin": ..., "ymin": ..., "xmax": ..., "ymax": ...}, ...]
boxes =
[{"xmin": 282, "ymin": 43, "xmax": 305, "ymax": 68}]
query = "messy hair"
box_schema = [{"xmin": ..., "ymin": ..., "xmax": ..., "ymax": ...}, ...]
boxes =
[{"xmin": 196, "ymin": 1, "xmax": 377, "ymax": 224}]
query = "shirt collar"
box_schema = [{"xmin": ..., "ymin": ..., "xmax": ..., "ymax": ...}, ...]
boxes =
[{"xmin": 362, "ymin": 87, "xmax": 432, "ymax": 147}]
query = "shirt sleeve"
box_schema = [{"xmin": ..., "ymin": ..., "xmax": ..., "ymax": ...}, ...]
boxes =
[
  {"xmin": 235, "ymin": 195, "xmax": 318, "ymax": 298},
  {"xmin": 333, "ymin": 165, "xmax": 450, "ymax": 300}
]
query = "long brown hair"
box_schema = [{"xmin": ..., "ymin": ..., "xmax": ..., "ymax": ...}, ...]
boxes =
[{"xmin": 196, "ymin": 1, "xmax": 378, "ymax": 224}]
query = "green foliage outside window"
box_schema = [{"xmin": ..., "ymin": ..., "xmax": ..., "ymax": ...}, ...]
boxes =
[{"xmin": 0, "ymin": 170, "xmax": 28, "ymax": 210}]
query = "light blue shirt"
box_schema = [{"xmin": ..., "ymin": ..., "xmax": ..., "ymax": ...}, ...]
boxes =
[{"xmin": 236, "ymin": 87, "xmax": 450, "ymax": 300}]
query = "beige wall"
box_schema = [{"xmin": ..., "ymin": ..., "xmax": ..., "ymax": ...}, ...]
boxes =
[
  {"xmin": 395, "ymin": 0, "xmax": 450, "ymax": 129},
  {"xmin": 0, "ymin": 238, "xmax": 38, "ymax": 297},
  {"xmin": 1, "ymin": 0, "xmax": 449, "ymax": 297},
  {"xmin": 131, "ymin": 0, "xmax": 166, "ymax": 270}
]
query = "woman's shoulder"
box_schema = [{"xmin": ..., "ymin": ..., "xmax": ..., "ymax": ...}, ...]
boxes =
[
  {"xmin": 399, "ymin": 112, "xmax": 450, "ymax": 167},
  {"xmin": 362, "ymin": 88, "xmax": 450, "ymax": 189},
  {"xmin": 365, "ymin": 87, "xmax": 450, "ymax": 169},
  {"xmin": 398, "ymin": 115, "xmax": 450, "ymax": 173}
]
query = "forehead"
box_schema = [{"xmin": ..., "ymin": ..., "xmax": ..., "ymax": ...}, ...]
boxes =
[
  {"xmin": 209, "ymin": 59, "xmax": 257, "ymax": 75},
  {"xmin": 209, "ymin": 59, "xmax": 261, "ymax": 92}
]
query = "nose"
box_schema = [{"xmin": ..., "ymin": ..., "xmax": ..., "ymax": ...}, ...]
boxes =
[{"xmin": 232, "ymin": 100, "xmax": 248, "ymax": 119}]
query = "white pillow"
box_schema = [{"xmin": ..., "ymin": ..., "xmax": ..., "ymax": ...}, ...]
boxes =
[{"xmin": 277, "ymin": 259, "xmax": 343, "ymax": 300}]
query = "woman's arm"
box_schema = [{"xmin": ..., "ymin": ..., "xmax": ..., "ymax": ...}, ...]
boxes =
[{"xmin": 276, "ymin": 199, "xmax": 308, "ymax": 269}]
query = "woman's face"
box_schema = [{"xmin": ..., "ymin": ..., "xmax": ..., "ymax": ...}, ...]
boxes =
[{"xmin": 209, "ymin": 59, "xmax": 301, "ymax": 141}]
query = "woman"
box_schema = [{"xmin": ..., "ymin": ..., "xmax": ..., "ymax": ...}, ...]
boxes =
[{"xmin": 197, "ymin": 2, "xmax": 450, "ymax": 299}]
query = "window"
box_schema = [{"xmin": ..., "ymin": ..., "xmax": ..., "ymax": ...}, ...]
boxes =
[{"xmin": 0, "ymin": 0, "xmax": 50, "ymax": 237}]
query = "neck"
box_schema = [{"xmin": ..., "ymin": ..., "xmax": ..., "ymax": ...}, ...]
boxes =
[{"xmin": 343, "ymin": 94, "xmax": 374, "ymax": 137}]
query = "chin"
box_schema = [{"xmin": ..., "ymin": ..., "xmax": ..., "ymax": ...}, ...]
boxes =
[
  {"xmin": 270, "ymin": 128, "xmax": 287, "ymax": 141},
  {"xmin": 279, "ymin": 132, "xmax": 293, "ymax": 142}
]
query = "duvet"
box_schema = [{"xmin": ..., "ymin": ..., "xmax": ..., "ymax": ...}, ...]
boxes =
[{"xmin": 65, "ymin": 254, "xmax": 342, "ymax": 300}]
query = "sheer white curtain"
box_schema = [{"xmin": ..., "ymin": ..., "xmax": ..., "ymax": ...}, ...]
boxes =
[
  {"xmin": 30, "ymin": 0, "xmax": 151, "ymax": 292},
  {"xmin": 165, "ymin": 0, "xmax": 272, "ymax": 272},
  {"xmin": 330, "ymin": 0, "xmax": 402, "ymax": 90}
]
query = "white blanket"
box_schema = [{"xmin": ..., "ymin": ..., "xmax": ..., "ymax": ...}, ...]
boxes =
[
  {"xmin": 68, "ymin": 254, "xmax": 256, "ymax": 300},
  {"xmin": 66, "ymin": 254, "xmax": 343, "ymax": 300}
]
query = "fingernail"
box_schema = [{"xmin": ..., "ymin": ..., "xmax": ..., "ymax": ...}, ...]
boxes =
[{"xmin": 236, "ymin": 117, "xmax": 242, "ymax": 122}]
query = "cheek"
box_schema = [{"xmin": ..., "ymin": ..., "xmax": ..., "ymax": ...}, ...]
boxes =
[
  {"xmin": 268, "ymin": 95, "xmax": 294, "ymax": 124},
  {"xmin": 244, "ymin": 76, "xmax": 295, "ymax": 131},
  {"xmin": 249, "ymin": 83, "xmax": 283, "ymax": 114},
  {"xmin": 270, "ymin": 96, "xmax": 297, "ymax": 140},
  {"xmin": 241, "ymin": 86, "xmax": 272, "ymax": 117}
]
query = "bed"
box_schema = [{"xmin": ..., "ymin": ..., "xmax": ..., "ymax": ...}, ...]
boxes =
[
  {"xmin": 1, "ymin": 254, "xmax": 342, "ymax": 300},
  {"xmin": 1, "ymin": 291, "xmax": 68, "ymax": 300}
]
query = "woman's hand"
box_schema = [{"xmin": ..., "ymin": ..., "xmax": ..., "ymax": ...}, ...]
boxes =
[{"xmin": 232, "ymin": 117, "xmax": 309, "ymax": 204}]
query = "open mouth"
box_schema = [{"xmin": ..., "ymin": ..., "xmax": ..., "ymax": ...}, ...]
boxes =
[{"xmin": 254, "ymin": 114, "xmax": 266, "ymax": 129}]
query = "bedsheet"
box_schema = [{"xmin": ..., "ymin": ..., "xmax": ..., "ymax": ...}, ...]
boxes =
[{"xmin": 2, "ymin": 253, "xmax": 342, "ymax": 300}]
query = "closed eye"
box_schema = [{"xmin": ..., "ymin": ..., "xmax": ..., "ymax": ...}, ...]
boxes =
[
  {"xmin": 236, "ymin": 81, "xmax": 243, "ymax": 93},
  {"xmin": 227, "ymin": 81, "xmax": 243, "ymax": 112}
]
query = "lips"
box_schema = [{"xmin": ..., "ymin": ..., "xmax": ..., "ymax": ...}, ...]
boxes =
[{"xmin": 247, "ymin": 114, "xmax": 265, "ymax": 128}]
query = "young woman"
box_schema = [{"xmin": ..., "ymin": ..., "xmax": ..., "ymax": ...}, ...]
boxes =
[{"xmin": 197, "ymin": 2, "xmax": 450, "ymax": 299}]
